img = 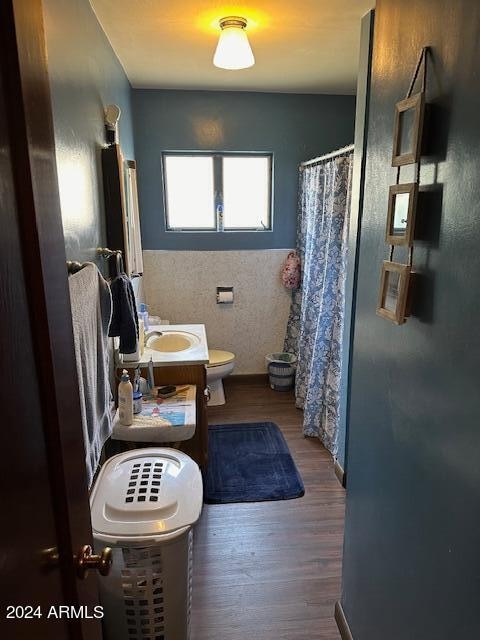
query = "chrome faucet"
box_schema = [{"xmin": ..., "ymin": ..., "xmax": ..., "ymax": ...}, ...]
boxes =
[{"xmin": 144, "ymin": 330, "xmax": 163, "ymax": 346}]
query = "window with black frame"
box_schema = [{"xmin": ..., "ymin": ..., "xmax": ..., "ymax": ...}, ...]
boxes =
[{"xmin": 162, "ymin": 152, "xmax": 273, "ymax": 232}]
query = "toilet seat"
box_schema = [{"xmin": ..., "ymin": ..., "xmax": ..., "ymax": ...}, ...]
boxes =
[{"xmin": 207, "ymin": 349, "xmax": 235, "ymax": 367}]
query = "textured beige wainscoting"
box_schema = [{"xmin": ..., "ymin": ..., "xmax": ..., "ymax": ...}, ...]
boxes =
[{"xmin": 142, "ymin": 250, "xmax": 293, "ymax": 374}]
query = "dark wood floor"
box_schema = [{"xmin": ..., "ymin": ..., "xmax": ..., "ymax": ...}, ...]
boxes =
[{"xmin": 190, "ymin": 377, "xmax": 345, "ymax": 640}]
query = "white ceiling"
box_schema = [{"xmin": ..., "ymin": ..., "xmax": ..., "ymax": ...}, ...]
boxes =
[{"xmin": 90, "ymin": 0, "xmax": 374, "ymax": 95}]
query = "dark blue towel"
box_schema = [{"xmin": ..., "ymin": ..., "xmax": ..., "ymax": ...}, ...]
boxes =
[{"xmin": 108, "ymin": 274, "xmax": 139, "ymax": 354}]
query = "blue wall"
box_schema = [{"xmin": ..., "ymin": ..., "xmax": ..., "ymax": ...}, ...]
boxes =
[
  {"xmin": 340, "ymin": 0, "xmax": 480, "ymax": 638},
  {"xmin": 43, "ymin": 0, "xmax": 135, "ymax": 268},
  {"xmin": 132, "ymin": 90, "xmax": 356, "ymax": 250}
]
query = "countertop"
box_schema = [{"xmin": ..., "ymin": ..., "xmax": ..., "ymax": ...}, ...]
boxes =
[{"xmin": 117, "ymin": 324, "xmax": 209, "ymax": 367}]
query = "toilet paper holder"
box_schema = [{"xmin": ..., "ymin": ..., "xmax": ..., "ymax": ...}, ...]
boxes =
[{"xmin": 216, "ymin": 286, "xmax": 234, "ymax": 304}]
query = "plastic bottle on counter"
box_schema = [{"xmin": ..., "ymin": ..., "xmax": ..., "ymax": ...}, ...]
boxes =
[
  {"xmin": 133, "ymin": 390, "xmax": 143, "ymax": 414},
  {"xmin": 138, "ymin": 302, "xmax": 149, "ymax": 331},
  {"xmin": 138, "ymin": 317, "xmax": 145, "ymax": 356},
  {"xmin": 118, "ymin": 369, "xmax": 133, "ymax": 426}
]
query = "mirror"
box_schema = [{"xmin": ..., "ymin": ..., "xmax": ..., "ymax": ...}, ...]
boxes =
[{"xmin": 123, "ymin": 160, "xmax": 144, "ymax": 277}]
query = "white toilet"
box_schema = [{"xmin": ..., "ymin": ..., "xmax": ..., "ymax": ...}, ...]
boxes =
[{"xmin": 206, "ymin": 349, "xmax": 235, "ymax": 406}]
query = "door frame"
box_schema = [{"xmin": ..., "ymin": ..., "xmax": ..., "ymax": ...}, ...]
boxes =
[
  {"xmin": 337, "ymin": 9, "xmax": 375, "ymax": 486},
  {"xmin": 1, "ymin": 1, "xmax": 102, "ymax": 637}
]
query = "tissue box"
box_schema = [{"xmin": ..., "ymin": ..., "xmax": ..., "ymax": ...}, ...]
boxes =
[{"xmin": 112, "ymin": 385, "xmax": 196, "ymax": 442}]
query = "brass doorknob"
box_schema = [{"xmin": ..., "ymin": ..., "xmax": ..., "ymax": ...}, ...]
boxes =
[{"xmin": 75, "ymin": 545, "xmax": 112, "ymax": 580}]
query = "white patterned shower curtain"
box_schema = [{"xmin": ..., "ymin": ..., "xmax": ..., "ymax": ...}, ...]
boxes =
[{"xmin": 284, "ymin": 151, "xmax": 353, "ymax": 455}]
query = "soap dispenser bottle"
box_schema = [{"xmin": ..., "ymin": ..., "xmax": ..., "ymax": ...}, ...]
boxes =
[
  {"xmin": 138, "ymin": 302, "xmax": 149, "ymax": 331},
  {"xmin": 118, "ymin": 369, "xmax": 133, "ymax": 426}
]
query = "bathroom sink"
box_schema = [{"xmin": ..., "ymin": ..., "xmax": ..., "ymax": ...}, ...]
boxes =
[
  {"xmin": 122, "ymin": 324, "xmax": 208, "ymax": 366},
  {"xmin": 146, "ymin": 330, "xmax": 201, "ymax": 353}
]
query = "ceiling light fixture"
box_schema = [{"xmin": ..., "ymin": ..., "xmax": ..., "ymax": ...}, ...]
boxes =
[{"xmin": 213, "ymin": 16, "xmax": 255, "ymax": 70}]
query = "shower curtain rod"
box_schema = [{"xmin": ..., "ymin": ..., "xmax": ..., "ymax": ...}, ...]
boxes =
[{"xmin": 300, "ymin": 143, "xmax": 354, "ymax": 167}]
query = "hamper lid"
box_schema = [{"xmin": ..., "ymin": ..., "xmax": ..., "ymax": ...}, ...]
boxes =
[{"xmin": 90, "ymin": 448, "xmax": 203, "ymax": 544}]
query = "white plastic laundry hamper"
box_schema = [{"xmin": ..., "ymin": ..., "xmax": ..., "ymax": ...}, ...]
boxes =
[{"xmin": 90, "ymin": 448, "xmax": 203, "ymax": 640}]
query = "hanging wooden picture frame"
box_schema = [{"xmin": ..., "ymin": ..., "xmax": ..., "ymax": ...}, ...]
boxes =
[
  {"xmin": 385, "ymin": 182, "xmax": 418, "ymax": 246},
  {"xmin": 391, "ymin": 92, "xmax": 425, "ymax": 166},
  {"xmin": 377, "ymin": 47, "xmax": 428, "ymax": 325},
  {"xmin": 376, "ymin": 261, "xmax": 411, "ymax": 325}
]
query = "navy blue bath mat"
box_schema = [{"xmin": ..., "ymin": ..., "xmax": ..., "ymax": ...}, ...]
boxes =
[{"xmin": 204, "ymin": 422, "xmax": 305, "ymax": 504}]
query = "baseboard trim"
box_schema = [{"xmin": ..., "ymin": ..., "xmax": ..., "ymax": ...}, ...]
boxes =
[
  {"xmin": 335, "ymin": 601, "xmax": 354, "ymax": 640},
  {"xmin": 228, "ymin": 373, "xmax": 269, "ymax": 385},
  {"xmin": 334, "ymin": 459, "xmax": 346, "ymax": 488}
]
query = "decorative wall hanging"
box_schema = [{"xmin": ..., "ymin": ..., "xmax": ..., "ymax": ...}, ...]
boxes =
[
  {"xmin": 391, "ymin": 92, "xmax": 425, "ymax": 166},
  {"xmin": 385, "ymin": 182, "xmax": 418, "ymax": 246},
  {"xmin": 377, "ymin": 261, "xmax": 411, "ymax": 324},
  {"xmin": 281, "ymin": 250, "xmax": 301, "ymax": 289},
  {"xmin": 377, "ymin": 47, "xmax": 429, "ymax": 325}
]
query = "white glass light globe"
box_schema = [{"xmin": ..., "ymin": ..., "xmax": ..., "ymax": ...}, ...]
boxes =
[{"xmin": 214, "ymin": 24, "xmax": 255, "ymax": 70}]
